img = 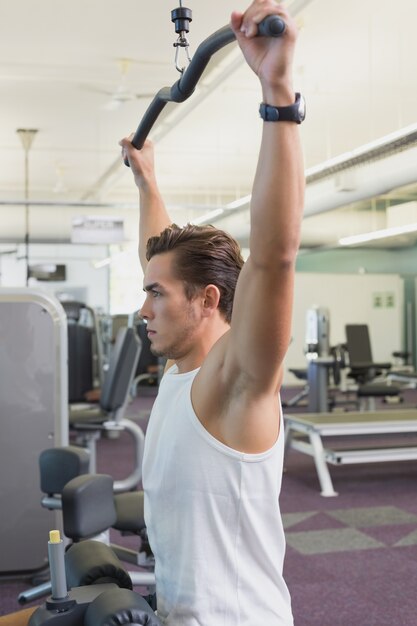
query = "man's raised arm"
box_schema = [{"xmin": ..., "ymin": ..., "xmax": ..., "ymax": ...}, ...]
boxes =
[
  {"xmin": 226, "ymin": 1, "xmax": 305, "ymax": 392},
  {"xmin": 119, "ymin": 138, "xmax": 171, "ymax": 271}
]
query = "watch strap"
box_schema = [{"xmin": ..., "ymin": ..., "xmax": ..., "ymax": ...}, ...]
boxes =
[{"xmin": 259, "ymin": 92, "xmax": 305, "ymax": 124}]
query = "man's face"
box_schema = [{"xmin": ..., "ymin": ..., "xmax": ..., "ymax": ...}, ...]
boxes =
[{"xmin": 140, "ymin": 251, "xmax": 201, "ymax": 360}]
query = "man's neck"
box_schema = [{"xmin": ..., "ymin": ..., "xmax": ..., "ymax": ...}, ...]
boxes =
[{"xmin": 175, "ymin": 322, "xmax": 230, "ymax": 374}]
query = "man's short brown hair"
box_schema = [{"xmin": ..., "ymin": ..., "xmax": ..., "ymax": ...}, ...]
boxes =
[{"xmin": 146, "ymin": 224, "xmax": 244, "ymax": 323}]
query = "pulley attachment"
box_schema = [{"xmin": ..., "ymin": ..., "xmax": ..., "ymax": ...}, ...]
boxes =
[
  {"xmin": 171, "ymin": 5, "xmax": 192, "ymax": 34},
  {"xmin": 171, "ymin": 3, "xmax": 193, "ymax": 74}
]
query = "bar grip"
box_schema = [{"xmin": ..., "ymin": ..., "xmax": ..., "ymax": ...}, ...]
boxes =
[{"xmin": 257, "ymin": 15, "xmax": 286, "ymax": 37}]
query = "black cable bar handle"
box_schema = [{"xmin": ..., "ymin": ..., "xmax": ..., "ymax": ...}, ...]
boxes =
[{"xmin": 124, "ymin": 15, "xmax": 285, "ymax": 166}]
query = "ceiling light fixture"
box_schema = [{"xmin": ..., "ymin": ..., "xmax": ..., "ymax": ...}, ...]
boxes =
[
  {"xmin": 93, "ymin": 249, "xmax": 130, "ymax": 269},
  {"xmin": 226, "ymin": 194, "xmax": 251, "ymax": 210},
  {"xmin": 190, "ymin": 208, "xmax": 224, "ymax": 225},
  {"xmin": 199, "ymin": 122, "xmax": 417, "ymax": 227},
  {"xmin": 339, "ymin": 222, "xmax": 417, "ymax": 246},
  {"xmin": 306, "ymin": 122, "xmax": 417, "ymax": 185}
]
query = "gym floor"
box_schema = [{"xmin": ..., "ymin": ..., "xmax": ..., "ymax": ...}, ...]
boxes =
[{"xmin": 1, "ymin": 389, "xmax": 417, "ymax": 625}]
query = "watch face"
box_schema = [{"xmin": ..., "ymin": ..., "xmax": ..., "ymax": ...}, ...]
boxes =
[{"xmin": 298, "ymin": 94, "xmax": 306, "ymax": 121}]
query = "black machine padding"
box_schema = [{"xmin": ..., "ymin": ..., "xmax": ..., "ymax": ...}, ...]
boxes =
[
  {"xmin": 84, "ymin": 587, "xmax": 162, "ymax": 625},
  {"xmin": 345, "ymin": 324, "xmax": 391, "ymax": 370},
  {"xmin": 100, "ymin": 327, "xmax": 141, "ymax": 413},
  {"xmin": 65, "ymin": 540, "xmax": 132, "ymax": 591},
  {"xmin": 62, "ymin": 474, "xmax": 117, "ymax": 540},
  {"xmin": 357, "ymin": 384, "xmax": 400, "ymax": 397},
  {"xmin": 67, "ymin": 324, "xmax": 93, "ymax": 402},
  {"xmin": 39, "ymin": 446, "xmax": 90, "ymax": 495},
  {"xmin": 114, "ymin": 491, "xmax": 146, "ymax": 533}
]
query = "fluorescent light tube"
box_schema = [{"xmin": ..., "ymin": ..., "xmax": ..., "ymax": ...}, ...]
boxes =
[{"xmin": 339, "ymin": 222, "xmax": 417, "ymax": 246}]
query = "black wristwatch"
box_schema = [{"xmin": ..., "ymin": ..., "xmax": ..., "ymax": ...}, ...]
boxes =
[{"xmin": 259, "ymin": 92, "xmax": 306, "ymax": 124}]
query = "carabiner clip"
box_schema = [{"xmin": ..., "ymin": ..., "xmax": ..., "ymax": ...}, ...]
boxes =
[
  {"xmin": 171, "ymin": 4, "xmax": 193, "ymax": 74},
  {"xmin": 173, "ymin": 35, "xmax": 192, "ymax": 74}
]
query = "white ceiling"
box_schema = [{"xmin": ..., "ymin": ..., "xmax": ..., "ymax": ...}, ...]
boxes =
[{"xmin": 1, "ymin": 0, "xmax": 417, "ymax": 250}]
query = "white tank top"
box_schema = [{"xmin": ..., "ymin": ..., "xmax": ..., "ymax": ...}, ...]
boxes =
[{"xmin": 142, "ymin": 365, "xmax": 293, "ymax": 626}]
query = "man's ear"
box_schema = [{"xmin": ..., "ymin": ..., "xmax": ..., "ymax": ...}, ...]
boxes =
[{"xmin": 201, "ymin": 284, "xmax": 221, "ymax": 317}]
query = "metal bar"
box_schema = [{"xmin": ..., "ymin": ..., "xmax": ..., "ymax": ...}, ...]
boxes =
[
  {"xmin": 130, "ymin": 18, "xmax": 283, "ymax": 152},
  {"xmin": 326, "ymin": 446, "xmax": 417, "ymax": 465},
  {"xmin": 308, "ymin": 431, "xmax": 338, "ymax": 497},
  {"xmin": 287, "ymin": 433, "xmax": 338, "ymax": 496},
  {"xmin": 110, "ymin": 418, "xmax": 145, "ymax": 494},
  {"xmin": 82, "ymin": 0, "xmax": 313, "ymax": 200}
]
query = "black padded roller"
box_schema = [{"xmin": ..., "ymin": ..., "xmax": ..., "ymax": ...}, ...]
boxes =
[
  {"xmin": 84, "ymin": 588, "xmax": 162, "ymax": 625},
  {"xmin": 114, "ymin": 491, "xmax": 146, "ymax": 533},
  {"xmin": 65, "ymin": 540, "xmax": 132, "ymax": 591}
]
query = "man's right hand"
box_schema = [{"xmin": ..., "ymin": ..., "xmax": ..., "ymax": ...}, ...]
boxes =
[
  {"xmin": 119, "ymin": 137, "xmax": 157, "ymax": 191},
  {"xmin": 119, "ymin": 135, "xmax": 171, "ymax": 272}
]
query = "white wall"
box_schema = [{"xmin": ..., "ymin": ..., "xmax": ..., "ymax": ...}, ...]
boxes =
[
  {"xmin": 0, "ymin": 248, "xmax": 405, "ymax": 380},
  {"xmin": 0, "ymin": 243, "xmax": 110, "ymax": 311},
  {"xmin": 284, "ymin": 272, "xmax": 404, "ymax": 386}
]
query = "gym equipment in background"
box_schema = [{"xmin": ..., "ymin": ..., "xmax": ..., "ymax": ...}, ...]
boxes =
[
  {"xmin": 62, "ymin": 301, "xmax": 94, "ymax": 403},
  {"xmin": 344, "ymin": 323, "xmax": 401, "ymax": 410},
  {"xmin": 132, "ymin": 320, "xmax": 166, "ymax": 395},
  {"xmin": 286, "ymin": 306, "xmax": 339, "ymax": 412},
  {"xmin": 60, "ymin": 300, "xmax": 110, "ymax": 400},
  {"xmin": 0, "ymin": 288, "xmax": 68, "ymax": 574},
  {"xmin": 284, "ymin": 310, "xmax": 401, "ymax": 413},
  {"xmin": 69, "ymin": 326, "xmax": 145, "ymax": 492},
  {"xmin": 304, "ymin": 306, "xmax": 334, "ymax": 412},
  {"xmin": 62, "ymin": 473, "xmax": 155, "ymax": 591},
  {"xmin": 19, "ymin": 446, "xmax": 154, "ymax": 605},
  {"xmin": 285, "ymin": 409, "xmax": 417, "ymax": 497},
  {"xmin": 28, "ymin": 528, "xmax": 160, "ymax": 625}
]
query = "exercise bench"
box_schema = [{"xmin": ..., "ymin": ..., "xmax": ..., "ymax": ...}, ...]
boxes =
[{"xmin": 284, "ymin": 409, "xmax": 417, "ymax": 496}]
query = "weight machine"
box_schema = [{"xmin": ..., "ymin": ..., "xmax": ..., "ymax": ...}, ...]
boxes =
[{"xmin": 286, "ymin": 306, "xmax": 342, "ymax": 412}]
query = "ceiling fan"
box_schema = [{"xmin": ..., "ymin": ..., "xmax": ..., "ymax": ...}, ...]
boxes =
[{"xmin": 89, "ymin": 58, "xmax": 156, "ymax": 111}]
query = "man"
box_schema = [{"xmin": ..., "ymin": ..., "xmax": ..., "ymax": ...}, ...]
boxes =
[
  {"xmin": 0, "ymin": 2, "xmax": 303, "ymax": 625},
  {"xmin": 120, "ymin": 1, "xmax": 305, "ymax": 624}
]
